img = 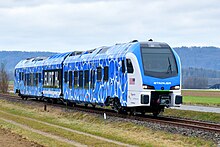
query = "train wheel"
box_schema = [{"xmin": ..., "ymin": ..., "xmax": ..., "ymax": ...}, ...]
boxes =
[
  {"xmin": 52, "ymin": 99, "xmax": 57, "ymax": 104},
  {"xmin": 92, "ymin": 104, "xmax": 96, "ymax": 108},
  {"xmin": 153, "ymin": 111, "xmax": 160, "ymax": 117},
  {"xmin": 129, "ymin": 108, "xmax": 136, "ymax": 116},
  {"xmin": 118, "ymin": 107, "xmax": 127, "ymax": 115},
  {"xmin": 141, "ymin": 111, "xmax": 146, "ymax": 116},
  {"xmin": 113, "ymin": 97, "xmax": 121, "ymax": 112}
]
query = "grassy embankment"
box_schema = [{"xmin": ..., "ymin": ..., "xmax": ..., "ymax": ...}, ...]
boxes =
[
  {"xmin": 0, "ymin": 99, "xmax": 216, "ymax": 147},
  {"xmin": 164, "ymin": 109, "xmax": 220, "ymax": 123}
]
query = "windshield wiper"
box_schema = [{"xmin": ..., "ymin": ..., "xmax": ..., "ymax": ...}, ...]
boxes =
[{"xmin": 167, "ymin": 57, "xmax": 172, "ymax": 74}]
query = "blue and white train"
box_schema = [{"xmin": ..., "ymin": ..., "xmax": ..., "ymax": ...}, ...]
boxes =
[{"xmin": 14, "ymin": 40, "xmax": 182, "ymax": 116}]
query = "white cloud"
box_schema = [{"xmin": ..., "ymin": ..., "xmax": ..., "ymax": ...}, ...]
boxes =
[{"xmin": 0, "ymin": 0, "xmax": 219, "ymax": 52}]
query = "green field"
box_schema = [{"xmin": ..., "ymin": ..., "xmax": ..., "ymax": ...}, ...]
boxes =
[
  {"xmin": 183, "ymin": 96, "xmax": 220, "ymax": 106},
  {"xmin": 182, "ymin": 90, "xmax": 220, "ymax": 107}
]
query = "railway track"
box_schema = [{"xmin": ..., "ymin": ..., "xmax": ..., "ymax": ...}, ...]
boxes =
[{"xmin": 0, "ymin": 93, "xmax": 220, "ymax": 134}]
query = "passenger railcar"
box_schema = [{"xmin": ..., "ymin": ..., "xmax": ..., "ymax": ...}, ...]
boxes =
[{"xmin": 14, "ymin": 40, "xmax": 182, "ymax": 116}]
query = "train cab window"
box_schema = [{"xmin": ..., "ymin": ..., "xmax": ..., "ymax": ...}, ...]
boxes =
[
  {"xmin": 104, "ymin": 66, "xmax": 109, "ymax": 81},
  {"xmin": 64, "ymin": 71, "xmax": 68, "ymax": 83},
  {"xmin": 97, "ymin": 67, "xmax": 102, "ymax": 81},
  {"xmin": 84, "ymin": 70, "xmax": 89, "ymax": 89},
  {"xmin": 79, "ymin": 71, "xmax": 83, "ymax": 88},
  {"xmin": 69, "ymin": 71, "xmax": 72, "ymax": 88},
  {"xmin": 74, "ymin": 71, "xmax": 78, "ymax": 88},
  {"xmin": 126, "ymin": 59, "xmax": 134, "ymax": 73}
]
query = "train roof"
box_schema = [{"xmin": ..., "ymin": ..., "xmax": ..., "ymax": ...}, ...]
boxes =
[
  {"xmin": 64, "ymin": 42, "xmax": 138, "ymax": 64},
  {"xmin": 15, "ymin": 52, "xmax": 71, "ymax": 68},
  {"xmin": 43, "ymin": 52, "xmax": 71, "ymax": 66},
  {"xmin": 15, "ymin": 56, "xmax": 48, "ymax": 68},
  {"xmin": 15, "ymin": 40, "xmax": 171, "ymax": 69}
]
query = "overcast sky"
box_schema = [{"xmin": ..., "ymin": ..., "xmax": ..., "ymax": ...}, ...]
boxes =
[{"xmin": 0, "ymin": 0, "xmax": 219, "ymax": 52}]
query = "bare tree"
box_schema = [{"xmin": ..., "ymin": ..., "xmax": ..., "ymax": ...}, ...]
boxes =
[{"xmin": 0, "ymin": 63, "xmax": 9, "ymax": 93}]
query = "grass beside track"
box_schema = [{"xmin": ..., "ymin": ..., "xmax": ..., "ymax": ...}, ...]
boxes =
[
  {"xmin": 164, "ymin": 109, "xmax": 220, "ymax": 123},
  {"xmin": 0, "ymin": 99, "xmax": 216, "ymax": 147}
]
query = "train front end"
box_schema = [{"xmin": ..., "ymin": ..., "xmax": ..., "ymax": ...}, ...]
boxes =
[{"xmin": 126, "ymin": 41, "xmax": 182, "ymax": 115}]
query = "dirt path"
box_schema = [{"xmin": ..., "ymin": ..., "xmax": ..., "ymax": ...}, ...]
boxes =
[
  {"xmin": 0, "ymin": 118, "xmax": 87, "ymax": 147},
  {"xmin": 0, "ymin": 127, "xmax": 42, "ymax": 147},
  {"xmin": 0, "ymin": 110, "xmax": 133, "ymax": 147}
]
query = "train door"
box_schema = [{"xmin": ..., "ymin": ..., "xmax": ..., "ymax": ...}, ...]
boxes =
[
  {"xmin": 126, "ymin": 53, "xmax": 143, "ymax": 107},
  {"xmin": 63, "ymin": 70, "xmax": 69, "ymax": 99}
]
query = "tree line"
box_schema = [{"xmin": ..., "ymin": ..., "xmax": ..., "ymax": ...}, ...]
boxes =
[
  {"xmin": 182, "ymin": 67, "xmax": 220, "ymax": 89},
  {"xmin": 0, "ymin": 63, "xmax": 9, "ymax": 93}
]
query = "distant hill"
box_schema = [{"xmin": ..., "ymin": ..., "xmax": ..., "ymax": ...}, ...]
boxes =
[
  {"xmin": 1, "ymin": 46, "xmax": 220, "ymax": 88},
  {"xmin": 173, "ymin": 46, "xmax": 220, "ymax": 70},
  {"xmin": 0, "ymin": 51, "xmax": 57, "ymax": 79}
]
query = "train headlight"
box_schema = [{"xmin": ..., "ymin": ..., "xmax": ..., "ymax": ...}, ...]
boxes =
[
  {"xmin": 143, "ymin": 84, "xmax": 155, "ymax": 90},
  {"xmin": 170, "ymin": 85, "xmax": 180, "ymax": 90}
]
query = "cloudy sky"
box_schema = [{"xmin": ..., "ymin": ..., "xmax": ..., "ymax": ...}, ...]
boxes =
[{"xmin": 0, "ymin": 0, "xmax": 219, "ymax": 52}]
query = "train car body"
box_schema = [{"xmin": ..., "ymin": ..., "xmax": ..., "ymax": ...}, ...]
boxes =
[
  {"xmin": 14, "ymin": 57, "xmax": 45, "ymax": 98},
  {"xmin": 14, "ymin": 40, "xmax": 182, "ymax": 115}
]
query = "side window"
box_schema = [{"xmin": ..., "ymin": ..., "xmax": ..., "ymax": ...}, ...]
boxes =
[
  {"xmin": 74, "ymin": 71, "xmax": 78, "ymax": 88},
  {"xmin": 90, "ymin": 70, "xmax": 95, "ymax": 89},
  {"xmin": 31, "ymin": 73, "xmax": 34, "ymax": 86},
  {"xmin": 58, "ymin": 70, "xmax": 62, "ymax": 88},
  {"xmin": 69, "ymin": 71, "xmax": 72, "ymax": 88},
  {"xmin": 35, "ymin": 73, "xmax": 38, "ymax": 86},
  {"xmin": 19, "ymin": 72, "xmax": 22, "ymax": 81},
  {"xmin": 43, "ymin": 70, "xmax": 61, "ymax": 88},
  {"xmin": 54, "ymin": 71, "xmax": 59, "ymax": 88},
  {"xmin": 79, "ymin": 71, "xmax": 83, "ymax": 88},
  {"xmin": 27, "ymin": 74, "xmax": 30, "ymax": 86},
  {"xmin": 39, "ymin": 73, "xmax": 41, "ymax": 83},
  {"xmin": 22, "ymin": 72, "xmax": 24, "ymax": 81},
  {"xmin": 44, "ymin": 72, "xmax": 48, "ymax": 86},
  {"xmin": 104, "ymin": 66, "xmax": 109, "ymax": 81},
  {"xmin": 126, "ymin": 59, "xmax": 134, "ymax": 73},
  {"xmin": 64, "ymin": 71, "xmax": 68, "ymax": 83},
  {"xmin": 48, "ymin": 72, "xmax": 53, "ymax": 87},
  {"xmin": 122, "ymin": 60, "xmax": 125, "ymax": 73},
  {"xmin": 24, "ymin": 74, "xmax": 27, "ymax": 86},
  {"xmin": 84, "ymin": 70, "xmax": 89, "ymax": 89},
  {"xmin": 97, "ymin": 67, "xmax": 102, "ymax": 81}
]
